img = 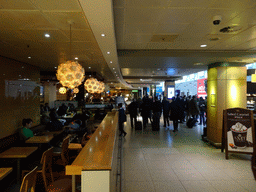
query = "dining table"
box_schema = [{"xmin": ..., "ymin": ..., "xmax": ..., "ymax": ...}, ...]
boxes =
[
  {"xmin": 0, "ymin": 167, "xmax": 13, "ymax": 181},
  {"xmin": 0, "ymin": 147, "xmax": 38, "ymax": 183}
]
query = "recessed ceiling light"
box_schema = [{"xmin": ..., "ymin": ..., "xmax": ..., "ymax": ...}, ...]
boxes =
[
  {"xmin": 75, "ymin": 57, "xmax": 78, "ymax": 60},
  {"xmin": 45, "ymin": 33, "xmax": 50, "ymax": 38},
  {"xmin": 28, "ymin": 57, "xmax": 31, "ymax": 59},
  {"xmin": 114, "ymin": 71, "xmax": 116, "ymax": 73},
  {"xmin": 200, "ymin": 44, "xmax": 207, "ymax": 47},
  {"xmin": 107, "ymin": 52, "xmax": 110, "ymax": 54},
  {"xmin": 113, "ymin": 68, "xmax": 115, "ymax": 70},
  {"xmin": 110, "ymin": 61, "xmax": 112, "ymax": 63},
  {"xmin": 88, "ymin": 67, "xmax": 91, "ymax": 69},
  {"xmin": 101, "ymin": 34, "xmax": 105, "ymax": 37},
  {"xmin": 54, "ymin": 67, "xmax": 57, "ymax": 69}
]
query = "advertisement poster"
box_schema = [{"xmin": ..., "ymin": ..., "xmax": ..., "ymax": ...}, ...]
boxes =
[
  {"xmin": 197, "ymin": 78, "xmax": 207, "ymax": 98},
  {"xmin": 223, "ymin": 108, "xmax": 255, "ymax": 159}
]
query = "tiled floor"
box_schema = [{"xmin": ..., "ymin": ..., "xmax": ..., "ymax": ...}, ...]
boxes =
[{"xmin": 122, "ymin": 116, "xmax": 256, "ymax": 192}]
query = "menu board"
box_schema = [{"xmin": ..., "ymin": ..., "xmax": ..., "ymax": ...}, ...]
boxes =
[{"xmin": 222, "ymin": 108, "xmax": 255, "ymax": 159}]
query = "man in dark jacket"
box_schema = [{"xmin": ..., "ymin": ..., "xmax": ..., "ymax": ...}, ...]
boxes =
[
  {"xmin": 140, "ymin": 96, "xmax": 152, "ymax": 129},
  {"xmin": 128, "ymin": 99, "xmax": 138, "ymax": 128},
  {"xmin": 169, "ymin": 97, "xmax": 182, "ymax": 132},
  {"xmin": 199, "ymin": 97, "xmax": 206, "ymax": 126},
  {"xmin": 162, "ymin": 97, "xmax": 170, "ymax": 127},
  {"xmin": 152, "ymin": 97, "xmax": 163, "ymax": 131},
  {"xmin": 118, "ymin": 103, "xmax": 127, "ymax": 136}
]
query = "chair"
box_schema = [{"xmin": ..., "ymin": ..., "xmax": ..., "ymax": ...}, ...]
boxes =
[
  {"xmin": 21, "ymin": 149, "xmax": 46, "ymax": 180},
  {"xmin": 68, "ymin": 132, "xmax": 88, "ymax": 151},
  {"xmin": 53, "ymin": 135, "xmax": 71, "ymax": 167},
  {"xmin": 42, "ymin": 147, "xmax": 72, "ymax": 192},
  {"xmin": 20, "ymin": 166, "xmax": 38, "ymax": 192}
]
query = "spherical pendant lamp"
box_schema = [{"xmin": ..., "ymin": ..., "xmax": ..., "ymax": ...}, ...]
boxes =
[
  {"xmin": 56, "ymin": 61, "xmax": 85, "ymax": 89},
  {"xmin": 73, "ymin": 87, "xmax": 79, "ymax": 94},
  {"xmin": 84, "ymin": 78, "xmax": 100, "ymax": 93},
  {"xmin": 59, "ymin": 87, "xmax": 67, "ymax": 94}
]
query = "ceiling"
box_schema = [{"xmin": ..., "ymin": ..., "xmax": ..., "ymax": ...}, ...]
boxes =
[{"xmin": 1, "ymin": 0, "xmax": 256, "ymax": 89}]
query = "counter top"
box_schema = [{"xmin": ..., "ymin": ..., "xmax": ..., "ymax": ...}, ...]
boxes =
[{"xmin": 66, "ymin": 111, "xmax": 118, "ymax": 175}]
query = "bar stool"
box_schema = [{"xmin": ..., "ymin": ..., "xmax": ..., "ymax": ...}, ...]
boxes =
[{"xmin": 20, "ymin": 166, "xmax": 38, "ymax": 192}]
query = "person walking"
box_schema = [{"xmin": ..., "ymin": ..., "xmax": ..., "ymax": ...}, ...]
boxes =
[
  {"xmin": 162, "ymin": 97, "xmax": 170, "ymax": 127},
  {"xmin": 169, "ymin": 97, "xmax": 182, "ymax": 132},
  {"xmin": 152, "ymin": 97, "xmax": 162, "ymax": 131},
  {"xmin": 128, "ymin": 99, "xmax": 138, "ymax": 128},
  {"xmin": 189, "ymin": 95, "xmax": 200, "ymax": 121},
  {"xmin": 118, "ymin": 103, "xmax": 127, "ymax": 137},
  {"xmin": 140, "ymin": 96, "xmax": 152, "ymax": 129},
  {"xmin": 199, "ymin": 97, "xmax": 206, "ymax": 126}
]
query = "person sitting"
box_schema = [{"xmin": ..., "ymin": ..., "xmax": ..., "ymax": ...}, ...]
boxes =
[
  {"xmin": 57, "ymin": 103, "xmax": 68, "ymax": 116},
  {"xmin": 19, "ymin": 118, "xmax": 34, "ymax": 140}
]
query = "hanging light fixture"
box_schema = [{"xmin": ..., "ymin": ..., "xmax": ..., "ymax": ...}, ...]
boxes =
[
  {"xmin": 56, "ymin": 20, "xmax": 85, "ymax": 89},
  {"xmin": 73, "ymin": 87, "xmax": 79, "ymax": 94},
  {"xmin": 84, "ymin": 78, "xmax": 100, "ymax": 93},
  {"xmin": 59, "ymin": 87, "xmax": 67, "ymax": 94},
  {"xmin": 96, "ymin": 81, "xmax": 105, "ymax": 93}
]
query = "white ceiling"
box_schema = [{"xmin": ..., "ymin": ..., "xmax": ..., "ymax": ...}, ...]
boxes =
[{"xmin": 0, "ymin": 0, "xmax": 256, "ymax": 89}]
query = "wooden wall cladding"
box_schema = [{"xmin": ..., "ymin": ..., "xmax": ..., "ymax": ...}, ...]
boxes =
[{"xmin": 0, "ymin": 56, "xmax": 40, "ymax": 139}]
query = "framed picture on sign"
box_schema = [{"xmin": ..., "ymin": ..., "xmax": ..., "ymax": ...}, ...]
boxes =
[{"xmin": 222, "ymin": 108, "xmax": 255, "ymax": 159}]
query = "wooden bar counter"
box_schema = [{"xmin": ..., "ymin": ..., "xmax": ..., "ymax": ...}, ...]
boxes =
[{"xmin": 66, "ymin": 111, "xmax": 120, "ymax": 192}]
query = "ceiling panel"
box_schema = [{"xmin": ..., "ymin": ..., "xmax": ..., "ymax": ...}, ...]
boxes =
[
  {"xmin": 125, "ymin": 8, "xmax": 164, "ymax": 24},
  {"xmin": 124, "ymin": 34, "xmax": 152, "ymax": 43},
  {"xmin": 232, "ymin": 38, "xmax": 256, "ymax": 50},
  {"xmin": 160, "ymin": 8, "xmax": 205, "ymax": 24},
  {"xmin": 125, "ymin": 23, "xmax": 157, "ymax": 34},
  {"xmin": 62, "ymin": 30, "xmax": 95, "ymax": 42},
  {"xmin": 0, "ymin": 10, "xmax": 55, "ymax": 29},
  {"xmin": 209, "ymin": 0, "xmax": 256, "ymax": 9},
  {"xmin": 167, "ymin": 0, "xmax": 216, "ymax": 8},
  {"xmin": 22, "ymin": 29, "xmax": 69, "ymax": 42},
  {"xmin": 154, "ymin": 23, "xmax": 189, "ymax": 34},
  {"xmin": 43, "ymin": 12, "xmax": 90, "ymax": 30},
  {"xmin": 0, "ymin": 0, "xmax": 36, "ymax": 9},
  {"xmin": 30, "ymin": 0, "xmax": 81, "ymax": 11},
  {"xmin": 113, "ymin": 8, "xmax": 125, "ymax": 24},
  {"xmin": 125, "ymin": 0, "xmax": 171, "ymax": 8}
]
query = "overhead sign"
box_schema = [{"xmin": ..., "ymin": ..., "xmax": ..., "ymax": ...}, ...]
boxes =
[{"xmin": 132, "ymin": 90, "xmax": 138, "ymax": 92}]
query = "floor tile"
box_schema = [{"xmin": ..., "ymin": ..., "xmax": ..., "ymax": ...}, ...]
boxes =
[
  {"xmin": 209, "ymin": 180, "xmax": 250, "ymax": 192},
  {"xmin": 149, "ymin": 169, "xmax": 179, "ymax": 181},
  {"xmin": 181, "ymin": 180, "xmax": 218, "ymax": 192},
  {"xmin": 123, "ymin": 181, "xmax": 155, "ymax": 192},
  {"xmin": 173, "ymin": 169, "xmax": 205, "ymax": 180},
  {"xmin": 153, "ymin": 181, "xmax": 187, "ymax": 192}
]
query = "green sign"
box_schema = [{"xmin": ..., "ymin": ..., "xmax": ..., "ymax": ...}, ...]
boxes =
[{"xmin": 132, "ymin": 90, "xmax": 138, "ymax": 92}]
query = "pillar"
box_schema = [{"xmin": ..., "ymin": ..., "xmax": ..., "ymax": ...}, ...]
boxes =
[
  {"xmin": 207, "ymin": 62, "xmax": 247, "ymax": 146},
  {"xmin": 43, "ymin": 82, "xmax": 57, "ymax": 109}
]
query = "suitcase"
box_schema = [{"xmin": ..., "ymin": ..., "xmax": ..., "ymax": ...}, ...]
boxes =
[
  {"xmin": 135, "ymin": 121, "xmax": 142, "ymax": 130},
  {"xmin": 186, "ymin": 117, "xmax": 197, "ymax": 128}
]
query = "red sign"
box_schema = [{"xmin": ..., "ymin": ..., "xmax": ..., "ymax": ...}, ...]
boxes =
[{"xmin": 197, "ymin": 78, "xmax": 207, "ymax": 98}]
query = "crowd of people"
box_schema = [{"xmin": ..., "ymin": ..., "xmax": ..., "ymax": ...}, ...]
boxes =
[{"xmin": 126, "ymin": 95, "xmax": 207, "ymax": 132}]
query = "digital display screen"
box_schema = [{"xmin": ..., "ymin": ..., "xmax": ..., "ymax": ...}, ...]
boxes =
[{"xmin": 167, "ymin": 87, "xmax": 175, "ymax": 99}]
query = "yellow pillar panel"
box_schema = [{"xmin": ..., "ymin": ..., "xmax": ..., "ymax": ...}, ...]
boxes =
[
  {"xmin": 207, "ymin": 66, "xmax": 247, "ymax": 145},
  {"xmin": 207, "ymin": 79, "xmax": 218, "ymax": 143}
]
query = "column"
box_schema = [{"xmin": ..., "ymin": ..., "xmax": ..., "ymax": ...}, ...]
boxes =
[{"xmin": 207, "ymin": 62, "xmax": 247, "ymax": 146}]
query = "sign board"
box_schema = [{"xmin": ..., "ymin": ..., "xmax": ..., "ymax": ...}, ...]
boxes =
[
  {"xmin": 197, "ymin": 78, "xmax": 207, "ymax": 98},
  {"xmin": 222, "ymin": 108, "xmax": 255, "ymax": 159},
  {"xmin": 132, "ymin": 90, "xmax": 138, "ymax": 92},
  {"xmin": 167, "ymin": 86, "xmax": 175, "ymax": 99}
]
